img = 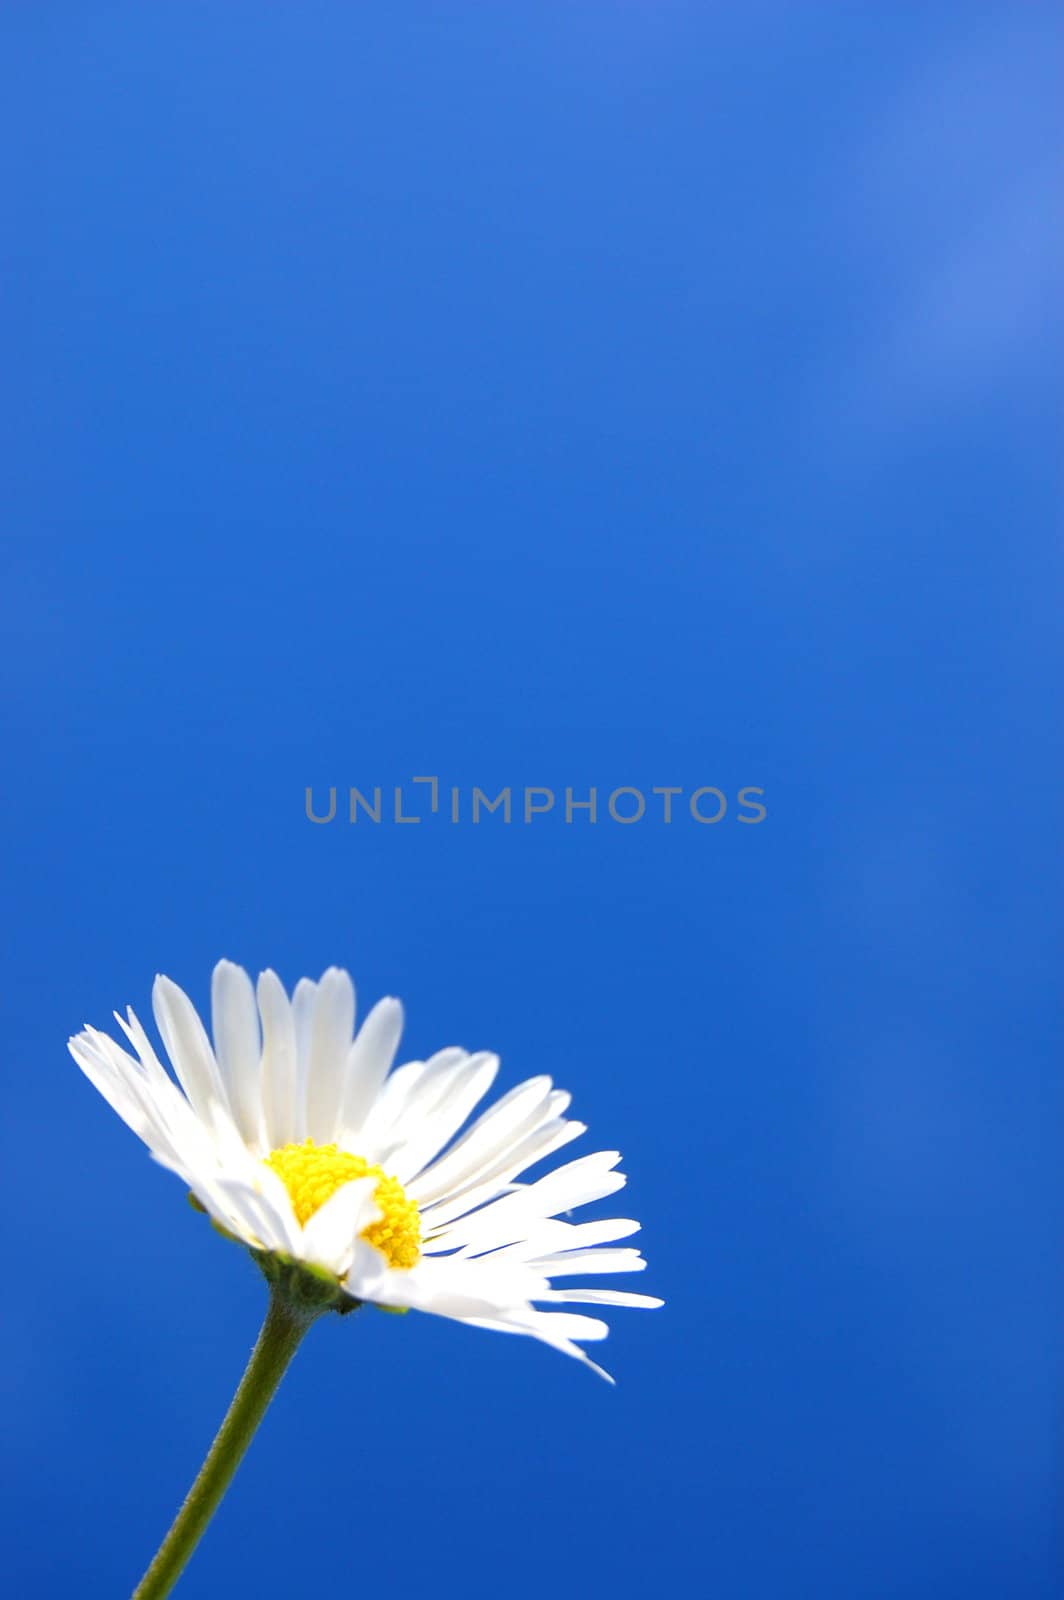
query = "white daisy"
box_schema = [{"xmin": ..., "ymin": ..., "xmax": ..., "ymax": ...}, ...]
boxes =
[{"xmin": 70, "ymin": 960, "xmax": 661, "ymax": 1379}]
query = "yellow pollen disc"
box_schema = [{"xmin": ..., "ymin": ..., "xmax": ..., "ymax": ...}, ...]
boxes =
[{"xmin": 264, "ymin": 1140, "xmax": 421, "ymax": 1270}]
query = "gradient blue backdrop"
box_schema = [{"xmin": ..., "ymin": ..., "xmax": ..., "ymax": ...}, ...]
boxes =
[{"xmin": 1, "ymin": 6, "xmax": 1059, "ymax": 1598}]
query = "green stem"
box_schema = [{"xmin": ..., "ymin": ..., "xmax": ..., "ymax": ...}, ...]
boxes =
[{"xmin": 132, "ymin": 1290, "xmax": 316, "ymax": 1599}]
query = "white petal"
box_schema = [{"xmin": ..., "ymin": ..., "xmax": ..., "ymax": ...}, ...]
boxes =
[
  {"xmin": 70, "ymin": 1030, "xmax": 178, "ymax": 1163},
  {"xmin": 300, "ymin": 1176, "xmax": 379, "ymax": 1276},
  {"xmin": 385, "ymin": 1053, "xmax": 500, "ymax": 1182},
  {"xmin": 361, "ymin": 1046, "xmax": 471, "ymax": 1147},
  {"xmin": 252, "ymin": 1162, "xmax": 306, "ymax": 1253},
  {"xmin": 71, "ymin": 1024, "xmax": 224, "ymax": 1184},
  {"xmin": 304, "ymin": 968, "xmax": 356, "ymax": 1144},
  {"xmin": 152, "ymin": 975, "xmax": 237, "ymax": 1145},
  {"xmin": 289, "ymin": 977, "xmax": 318, "ymax": 1139},
  {"xmin": 337, "ymin": 997, "xmax": 404, "ymax": 1138},
  {"xmin": 345, "ymin": 1244, "xmax": 546, "ymax": 1320},
  {"xmin": 257, "ymin": 970, "xmax": 299, "ymax": 1150},
  {"xmin": 214, "ymin": 1176, "xmax": 294, "ymax": 1255},
  {"xmin": 538, "ymin": 1288, "xmax": 664, "ymax": 1308},
  {"xmin": 514, "ymin": 1150, "xmax": 627, "ymax": 1213},
  {"xmin": 113, "ymin": 1007, "xmax": 180, "ymax": 1104},
  {"xmin": 426, "ymin": 1151, "xmax": 625, "ymax": 1249},
  {"xmin": 407, "ymin": 1076, "xmax": 557, "ymax": 1205},
  {"xmin": 528, "ymin": 1248, "xmax": 647, "ymax": 1277},
  {"xmin": 518, "ymin": 1310, "xmax": 610, "ymax": 1341},
  {"xmin": 419, "ymin": 1117, "xmax": 586, "ymax": 1238},
  {"xmin": 460, "ymin": 1217, "xmax": 642, "ymax": 1261},
  {"xmin": 211, "ymin": 961, "xmax": 263, "ymax": 1150},
  {"xmin": 357, "ymin": 1055, "xmax": 435, "ymax": 1145},
  {"xmin": 458, "ymin": 1312, "xmax": 616, "ymax": 1382}
]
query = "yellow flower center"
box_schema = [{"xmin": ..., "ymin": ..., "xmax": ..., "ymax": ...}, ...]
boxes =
[{"xmin": 264, "ymin": 1140, "xmax": 421, "ymax": 1270}]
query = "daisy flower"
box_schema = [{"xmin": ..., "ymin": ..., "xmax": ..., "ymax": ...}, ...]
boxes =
[{"xmin": 70, "ymin": 960, "xmax": 661, "ymax": 1378}]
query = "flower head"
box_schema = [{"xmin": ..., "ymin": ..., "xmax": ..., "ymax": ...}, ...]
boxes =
[{"xmin": 70, "ymin": 961, "xmax": 661, "ymax": 1377}]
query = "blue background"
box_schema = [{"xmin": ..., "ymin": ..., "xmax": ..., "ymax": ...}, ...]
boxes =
[{"xmin": 1, "ymin": 5, "xmax": 1059, "ymax": 1597}]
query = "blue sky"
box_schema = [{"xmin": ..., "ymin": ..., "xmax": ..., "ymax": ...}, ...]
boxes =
[{"xmin": 1, "ymin": 6, "xmax": 1059, "ymax": 1598}]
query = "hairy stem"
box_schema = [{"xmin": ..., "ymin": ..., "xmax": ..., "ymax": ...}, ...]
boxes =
[{"xmin": 132, "ymin": 1290, "xmax": 315, "ymax": 1599}]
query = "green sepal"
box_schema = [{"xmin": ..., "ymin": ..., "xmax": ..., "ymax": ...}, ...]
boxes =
[
  {"xmin": 248, "ymin": 1247, "xmax": 362, "ymax": 1317},
  {"xmin": 187, "ymin": 1191, "xmax": 242, "ymax": 1245},
  {"xmin": 210, "ymin": 1218, "xmax": 242, "ymax": 1245}
]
